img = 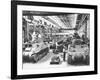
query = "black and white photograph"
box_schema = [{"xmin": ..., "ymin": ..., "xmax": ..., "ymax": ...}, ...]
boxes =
[
  {"xmin": 22, "ymin": 11, "xmax": 90, "ymax": 68},
  {"xmin": 11, "ymin": 1, "xmax": 97, "ymax": 79}
]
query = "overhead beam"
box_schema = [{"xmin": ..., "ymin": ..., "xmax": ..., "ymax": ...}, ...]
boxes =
[
  {"xmin": 64, "ymin": 15, "xmax": 71, "ymax": 28},
  {"xmin": 58, "ymin": 16, "xmax": 68, "ymax": 28},
  {"xmin": 78, "ymin": 15, "xmax": 87, "ymax": 30},
  {"xmin": 42, "ymin": 16, "xmax": 61, "ymax": 28}
]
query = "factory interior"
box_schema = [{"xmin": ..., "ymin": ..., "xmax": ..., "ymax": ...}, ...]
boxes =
[{"xmin": 22, "ymin": 11, "xmax": 90, "ymax": 68}]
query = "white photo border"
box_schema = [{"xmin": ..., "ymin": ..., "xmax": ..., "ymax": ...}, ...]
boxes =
[{"xmin": 17, "ymin": 5, "xmax": 94, "ymax": 75}]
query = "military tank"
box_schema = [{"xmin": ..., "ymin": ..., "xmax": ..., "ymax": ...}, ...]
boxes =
[{"xmin": 23, "ymin": 42, "xmax": 49, "ymax": 63}]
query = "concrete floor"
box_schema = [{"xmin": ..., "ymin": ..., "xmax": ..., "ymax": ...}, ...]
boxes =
[{"xmin": 23, "ymin": 50, "xmax": 69, "ymax": 69}]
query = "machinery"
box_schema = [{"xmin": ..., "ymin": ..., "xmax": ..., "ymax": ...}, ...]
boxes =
[
  {"xmin": 23, "ymin": 42, "xmax": 49, "ymax": 63},
  {"xmin": 67, "ymin": 41, "xmax": 89, "ymax": 65},
  {"xmin": 50, "ymin": 56, "xmax": 61, "ymax": 64}
]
